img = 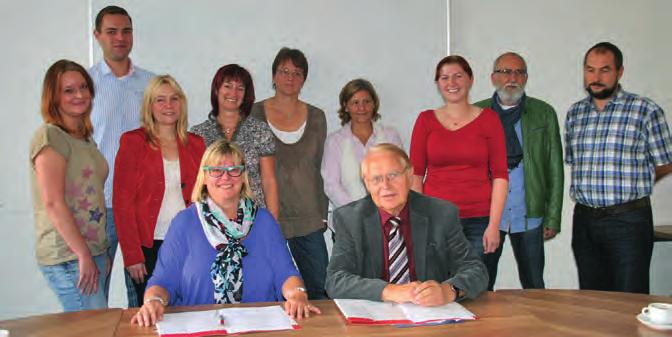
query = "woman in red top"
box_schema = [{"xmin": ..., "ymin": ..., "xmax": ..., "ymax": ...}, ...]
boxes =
[
  {"xmin": 410, "ymin": 55, "xmax": 508, "ymax": 261},
  {"xmin": 113, "ymin": 75, "xmax": 206, "ymax": 305}
]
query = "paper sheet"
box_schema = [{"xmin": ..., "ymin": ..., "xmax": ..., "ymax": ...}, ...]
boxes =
[
  {"xmin": 334, "ymin": 299, "xmax": 476, "ymax": 325},
  {"xmin": 157, "ymin": 305, "xmax": 297, "ymax": 337}
]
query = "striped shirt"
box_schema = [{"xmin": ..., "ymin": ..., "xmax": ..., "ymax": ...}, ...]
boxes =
[
  {"xmin": 564, "ymin": 86, "xmax": 672, "ymax": 207},
  {"xmin": 89, "ymin": 60, "xmax": 155, "ymax": 207}
]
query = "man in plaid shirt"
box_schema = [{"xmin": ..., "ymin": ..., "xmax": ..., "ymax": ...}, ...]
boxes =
[{"xmin": 565, "ymin": 42, "xmax": 672, "ymax": 294}]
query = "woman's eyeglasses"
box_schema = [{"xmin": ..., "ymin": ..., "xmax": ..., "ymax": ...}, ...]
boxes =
[{"xmin": 203, "ymin": 165, "xmax": 245, "ymax": 178}]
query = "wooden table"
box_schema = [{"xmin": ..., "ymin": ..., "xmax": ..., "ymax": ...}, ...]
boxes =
[
  {"xmin": 2, "ymin": 290, "xmax": 671, "ymax": 337},
  {"xmin": 655, "ymin": 225, "xmax": 672, "ymax": 241}
]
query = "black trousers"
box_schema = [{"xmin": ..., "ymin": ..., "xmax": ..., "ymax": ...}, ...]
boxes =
[
  {"xmin": 572, "ymin": 200, "xmax": 653, "ymax": 294},
  {"xmin": 132, "ymin": 240, "xmax": 163, "ymax": 305}
]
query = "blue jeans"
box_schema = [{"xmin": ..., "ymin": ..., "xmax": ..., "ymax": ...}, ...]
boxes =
[
  {"xmin": 572, "ymin": 202, "xmax": 653, "ymax": 294},
  {"xmin": 483, "ymin": 225, "xmax": 545, "ymax": 290},
  {"xmin": 460, "ymin": 217, "xmax": 490, "ymax": 261},
  {"xmin": 39, "ymin": 254, "xmax": 109, "ymax": 312},
  {"xmin": 287, "ymin": 228, "xmax": 329, "ymax": 299},
  {"xmin": 106, "ymin": 207, "xmax": 139, "ymax": 307}
]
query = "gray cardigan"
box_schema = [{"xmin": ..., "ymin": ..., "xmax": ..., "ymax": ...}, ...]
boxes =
[{"xmin": 250, "ymin": 100, "xmax": 329, "ymax": 238}]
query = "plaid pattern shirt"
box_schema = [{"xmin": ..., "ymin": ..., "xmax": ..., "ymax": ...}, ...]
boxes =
[{"xmin": 565, "ymin": 86, "xmax": 672, "ymax": 207}]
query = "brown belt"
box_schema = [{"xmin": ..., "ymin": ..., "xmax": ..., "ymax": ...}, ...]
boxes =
[{"xmin": 576, "ymin": 197, "xmax": 650, "ymax": 217}]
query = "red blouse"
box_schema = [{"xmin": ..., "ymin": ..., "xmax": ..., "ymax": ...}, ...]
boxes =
[
  {"xmin": 113, "ymin": 128, "xmax": 206, "ymax": 267},
  {"xmin": 410, "ymin": 108, "xmax": 508, "ymax": 218}
]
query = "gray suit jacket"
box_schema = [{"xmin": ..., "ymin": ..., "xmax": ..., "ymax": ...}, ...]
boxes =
[{"xmin": 325, "ymin": 191, "xmax": 488, "ymax": 301}]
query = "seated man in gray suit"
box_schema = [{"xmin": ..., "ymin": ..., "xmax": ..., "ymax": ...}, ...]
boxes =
[{"xmin": 326, "ymin": 144, "xmax": 488, "ymax": 305}]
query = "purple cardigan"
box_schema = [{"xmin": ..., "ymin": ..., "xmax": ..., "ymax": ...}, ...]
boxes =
[{"xmin": 147, "ymin": 205, "xmax": 301, "ymax": 306}]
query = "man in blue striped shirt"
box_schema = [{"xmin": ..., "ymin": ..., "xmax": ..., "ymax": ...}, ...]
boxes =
[
  {"xmin": 565, "ymin": 42, "xmax": 672, "ymax": 294},
  {"xmin": 89, "ymin": 5, "xmax": 155, "ymax": 306}
]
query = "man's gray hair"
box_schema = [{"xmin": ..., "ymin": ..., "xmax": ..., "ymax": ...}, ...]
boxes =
[
  {"xmin": 360, "ymin": 143, "xmax": 411, "ymax": 178},
  {"xmin": 493, "ymin": 52, "xmax": 527, "ymax": 72}
]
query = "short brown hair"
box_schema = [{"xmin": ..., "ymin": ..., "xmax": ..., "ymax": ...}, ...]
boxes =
[
  {"xmin": 209, "ymin": 64, "xmax": 255, "ymax": 118},
  {"xmin": 41, "ymin": 59, "xmax": 95, "ymax": 139},
  {"xmin": 584, "ymin": 41, "xmax": 623, "ymax": 70},
  {"xmin": 435, "ymin": 55, "xmax": 473, "ymax": 81},
  {"xmin": 337, "ymin": 78, "xmax": 380, "ymax": 126},
  {"xmin": 140, "ymin": 75, "xmax": 189, "ymax": 147},
  {"xmin": 95, "ymin": 5, "xmax": 132, "ymax": 32},
  {"xmin": 272, "ymin": 47, "xmax": 309, "ymax": 81}
]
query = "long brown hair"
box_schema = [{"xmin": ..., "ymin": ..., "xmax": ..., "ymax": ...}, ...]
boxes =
[{"xmin": 40, "ymin": 59, "xmax": 95, "ymax": 138}]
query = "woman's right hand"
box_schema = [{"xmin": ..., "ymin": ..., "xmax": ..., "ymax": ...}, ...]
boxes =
[
  {"xmin": 77, "ymin": 253, "xmax": 100, "ymax": 295},
  {"xmin": 126, "ymin": 263, "xmax": 148, "ymax": 284},
  {"xmin": 131, "ymin": 300, "xmax": 165, "ymax": 327}
]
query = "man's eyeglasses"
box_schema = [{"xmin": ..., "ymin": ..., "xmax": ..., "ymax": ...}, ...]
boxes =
[
  {"xmin": 366, "ymin": 171, "xmax": 404, "ymax": 186},
  {"xmin": 494, "ymin": 68, "xmax": 527, "ymax": 77},
  {"xmin": 203, "ymin": 165, "xmax": 245, "ymax": 178}
]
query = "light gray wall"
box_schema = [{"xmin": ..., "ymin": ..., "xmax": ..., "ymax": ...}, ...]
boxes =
[
  {"xmin": 91, "ymin": 0, "xmax": 447, "ymax": 145},
  {"xmin": 0, "ymin": 1, "xmax": 92, "ymax": 319},
  {"xmin": 0, "ymin": 0, "xmax": 446, "ymax": 319},
  {"xmin": 451, "ymin": 0, "xmax": 672, "ymax": 293},
  {"xmin": 1, "ymin": 0, "xmax": 670, "ymax": 321}
]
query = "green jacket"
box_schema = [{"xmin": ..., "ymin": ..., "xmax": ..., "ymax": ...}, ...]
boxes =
[{"xmin": 475, "ymin": 96, "xmax": 564, "ymax": 232}]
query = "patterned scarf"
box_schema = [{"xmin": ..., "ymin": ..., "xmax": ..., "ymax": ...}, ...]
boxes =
[
  {"xmin": 492, "ymin": 92, "xmax": 526, "ymax": 169},
  {"xmin": 196, "ymin": 197, "xmax": 257, "ymax": 304}
]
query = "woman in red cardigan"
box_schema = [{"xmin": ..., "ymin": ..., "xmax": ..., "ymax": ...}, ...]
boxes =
[
  {"xmin": 113, "ymin": 75, "xmax": 206, "ymax": 305},
  {"xmin": 410, "ymin": 55, "xmax": 508, "ymax": 261}
]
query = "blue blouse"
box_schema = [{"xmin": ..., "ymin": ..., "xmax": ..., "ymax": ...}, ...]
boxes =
[{"xmin": 147, "ymin": 205, "xmax": 301, "ymax": 306}]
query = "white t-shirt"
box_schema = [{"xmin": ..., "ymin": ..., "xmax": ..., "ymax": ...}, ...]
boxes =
[{"xmin": 268, "ymin": 120, "xmax": 307, "ymax": 144}]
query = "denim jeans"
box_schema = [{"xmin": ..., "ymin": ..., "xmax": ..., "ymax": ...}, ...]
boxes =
[
  {"xmin": 460, "ymin": 217, "xmax": 490, "ymax": 261},
  {"xmin": 483, "ymin": 225, "xmax": 545, "ymax": 290},
  {"xmin": 287, "ymin": 228, "xmax": 329, "ymax": 299},
  {"xmin": 39, "ymin": 254, "xmax": 109, "ymax": 312},
  {"xmin": 106, "ymin": 207, "xmax": 140, "ymax": 307},
  {"xmin": 572, "ymin": 203, "xmax": 653, "ymax": 294}
]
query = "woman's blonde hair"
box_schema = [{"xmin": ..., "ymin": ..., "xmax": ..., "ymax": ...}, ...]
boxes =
[
  {"xmin": 191, "ymin": 140, "xmax": 254, "ymax": 203},
  {"xmin": 140, "ymin": 75, "xmax": 189, "ymax": 146},
  {"xmin": 41, "ymin": 59, "xmax": 95, "ymax": 138}
]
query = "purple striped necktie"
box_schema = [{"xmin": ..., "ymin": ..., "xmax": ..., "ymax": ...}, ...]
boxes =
[{"xmin": 388, "ymin": 216, "xmax": 410, "ymax": 284}]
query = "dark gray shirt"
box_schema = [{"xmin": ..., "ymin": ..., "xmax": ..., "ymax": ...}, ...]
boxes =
[{"xmin": 251, "ymin": 100, "xmax": 328, "ymax": 238}]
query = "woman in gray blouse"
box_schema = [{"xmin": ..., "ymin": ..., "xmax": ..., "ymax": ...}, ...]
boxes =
[
  {"xmin": 251, "ymin": 47, "xmax": 329, "ymax": 300},
  {"xmin": 191, "ymin": 64, "xmax": 279, "ymax": 219}
]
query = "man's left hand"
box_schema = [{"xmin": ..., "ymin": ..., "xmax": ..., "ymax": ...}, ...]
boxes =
[
  {"xmin": 543, "ymin": 228, "xmax": 557, "ymax": 240},
  {"xmin": 412, "ymin": 280, "xmax": 454, "ymax": 306}
]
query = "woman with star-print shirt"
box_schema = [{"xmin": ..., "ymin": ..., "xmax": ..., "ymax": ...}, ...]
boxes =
[{"xmin": 29, "ymin": 60, "xmax": 109, "ymax": 312}]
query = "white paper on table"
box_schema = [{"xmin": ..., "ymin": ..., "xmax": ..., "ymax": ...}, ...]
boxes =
[
  {"xmin": 219, "ymin": 306, "xmax": 297, "ymax": 334},
  {"xmin": 334, "ymin": 299, "xmax": 407, "ymax": 322},
  {"xmin": 398, "ymin": 302, "xmax": 476, "ymax": 322},
  {"xmin": 156, "ymin": 305, "xmax": 297, "ymax": 336},
  {"xmin": 157, "ymin": 309, "xmax": 225, "ymax": 336},
  {"xmin": 334, "ymin": 299, "xmax": 476, "ymax": 324}
]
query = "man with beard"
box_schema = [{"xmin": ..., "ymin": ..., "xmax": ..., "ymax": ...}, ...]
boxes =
[
  {"xmin": 89, "ymin": 5, "xmax": 155, "ymax": 306},
  {"xmin": 475, "ymin": 52, "xmax": 563, "ymax": 291},
  {"xmin": 565, "ymin": 42, "xmax": 672, "ymax": 293}
]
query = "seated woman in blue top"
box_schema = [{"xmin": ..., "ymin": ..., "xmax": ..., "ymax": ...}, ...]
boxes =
[{"xmin": 132, "ymin": 140, "xmax": 321, "ymax": 326}]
